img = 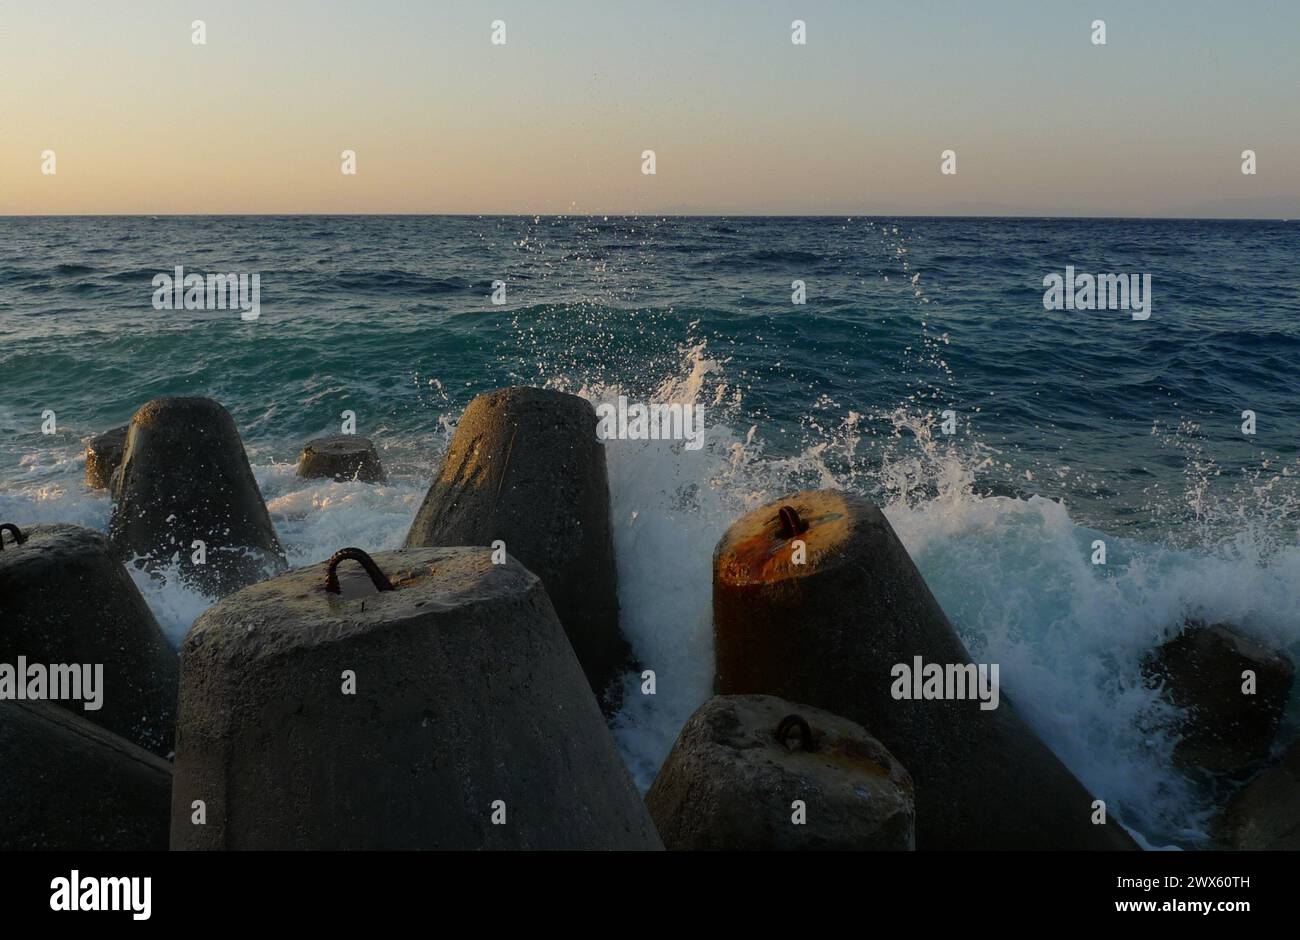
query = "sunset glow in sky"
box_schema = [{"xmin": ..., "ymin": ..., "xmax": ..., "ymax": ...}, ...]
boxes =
[{"xmin": 3, "ymin": 0, "xmax": 1298, "ymax": 216}]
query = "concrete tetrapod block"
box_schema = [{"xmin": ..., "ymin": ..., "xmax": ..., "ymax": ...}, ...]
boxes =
[
  {"xmin": 0, "ymin": 523, "xmax": 177, "ymax": 754},
  {"xmin": 109, "ymin": 397, "xmax": 286, "ymax": 597},
  {"xmin": 646, "ymin": 694, "xmax": 915, "ymax": 850},
  {"xmin": 297, "ymin": 435, "xmax": 385, "ymax": 483},
  {"xmin": 1143, "ymin": 621, "xmax": 1294, "ymax": 779},
  {"xmin": 85, "ymin": 425, "xmax": 128, "ymax": 490},
  {"xmin": 0, "ymin": 700, "xmax": 171, "ymax": 850},
  {"xmin": 404, "ymin": 388, "xmax": 630, "ymax": 711},
  {"xmin": 170, "ymin": 545, "xmax": 662, "ymax": 850},
  {"xmin": 1217, "ymin": 740, "xmax": 1300, "ymax": 850},
  {"xmin": 712, "ymin": 490, "xmax": 1138, "ymax": 850}
]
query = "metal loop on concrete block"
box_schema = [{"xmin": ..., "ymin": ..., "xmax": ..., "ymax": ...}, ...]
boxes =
[
  {"xmin": 0, "ymin": 523, "xmax": 27, "ymax": 549},
  {"xmin": 776, "ymin": 506, "xmax": 808, "ymax": 539},
  {"xmin": 776, "ymin": 713, "xmax": 815, "ymax": 752},
  {"xmin": 324, "ymin": 547, "xmax": 394, "ymax": 595}
]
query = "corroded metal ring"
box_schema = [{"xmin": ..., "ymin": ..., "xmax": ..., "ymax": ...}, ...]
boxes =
[
  {"xmin": 0, "ymin": 523, "xmax": 27, "ymax": 550},
  {"xmin": 776, "ymin": 506, "xmax": 808, "ymax": 539},
  {"xmin": 776, "ymin": 713, "xmax": 815, "ymax": 752},
  {"xmin": 324, "ymin": 547, "xmax": 394, "ymax": 594}
]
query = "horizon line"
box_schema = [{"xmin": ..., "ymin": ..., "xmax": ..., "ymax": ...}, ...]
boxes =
[{"xmin": 1, "ymin": 212, "xmax": 1294, "ymax": 222}]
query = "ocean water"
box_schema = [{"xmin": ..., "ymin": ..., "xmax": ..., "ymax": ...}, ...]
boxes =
[{"xmin": 2, "ymin": 215, "xmax": 1298, "ymax": 848}]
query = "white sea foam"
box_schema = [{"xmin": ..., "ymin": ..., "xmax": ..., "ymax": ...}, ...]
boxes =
[{"xmin": 568, "ymin": 341, "xmax": 1300, "ymax": 848}]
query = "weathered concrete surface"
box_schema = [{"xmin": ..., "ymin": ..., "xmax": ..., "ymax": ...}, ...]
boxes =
[
  {"xmin": 170, "ymin": 546, "xmax": 662, "ymax": 850},
  {"xmin": 646, "ymin": 694, "xmax": 915, "ymax": 850},
  {"xmin": 404, "ymin": 388, "xmax": 630, "ymax": 711},
  {"xmin": 1217, "ymin": 740, "xmax": 1300, "ymax": 850},
  {"xmin": 713, "ymin": 489, "xmax": 1138, "ymax": 850},
  {"xmin": 297, "ymin": 435, "xmax": 385, "ymax": 483},
  {"xmin": 0, "ymin": 523, "xmax": 177, "ymax": 754},
  {"xmin": 0, "ymin": 700, "xmax": 171, "ymax": 850},
  {"xmin": 1143, "ymin": 621, "xmax": 1294, "ymax": 779},
  {"xmin": 85, "ymin": 425, "xmax": 128, "ymax": 490},
  {"xmin": 109, "ymin": 397, "xmax": 286, "ymax": 597}
]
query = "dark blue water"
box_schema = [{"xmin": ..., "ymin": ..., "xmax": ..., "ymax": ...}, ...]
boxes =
[
  {"xmin": 3, "ymin": 216, "xmax": 1296, "ymax": 534},
  {"xmin": 2, "ymin": 215, "xmax": 1298, "ymax": 847}
]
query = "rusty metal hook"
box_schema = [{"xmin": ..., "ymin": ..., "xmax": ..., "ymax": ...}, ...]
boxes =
[
  {"xmin": 324, "ymin": 547, "xmax": 394, "ymax": 595},
  {"xmin": 776, "ymin": 506, "xmax": 808, "ymax": 539},
  {"xmin": 775, "ymin": 713, "xmax": 815, "ymax": 752},
  {"xmin": 0, "ymin": 523, "xmax": 27, "ymax": 550}
]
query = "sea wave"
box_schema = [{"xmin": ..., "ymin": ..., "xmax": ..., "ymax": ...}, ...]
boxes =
[{"xmin": 3, "ymin": 216, "xmax": 1297, "ymax": 850}]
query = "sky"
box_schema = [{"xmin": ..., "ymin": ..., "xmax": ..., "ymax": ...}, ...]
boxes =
[{"xmin": 2, "ymin": 0, "xmax": 1298, "ymax": 216}]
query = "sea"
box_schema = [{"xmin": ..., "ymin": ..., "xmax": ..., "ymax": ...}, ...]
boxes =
[{"xmin": 2, "ymin": 215, "xmax": 1297, "ymax": 849}]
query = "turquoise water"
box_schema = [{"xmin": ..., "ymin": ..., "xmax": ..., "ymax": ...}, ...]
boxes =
[{"xmin": 2, "ymin": 215, "xmax": 1298, "ymax": 847}]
